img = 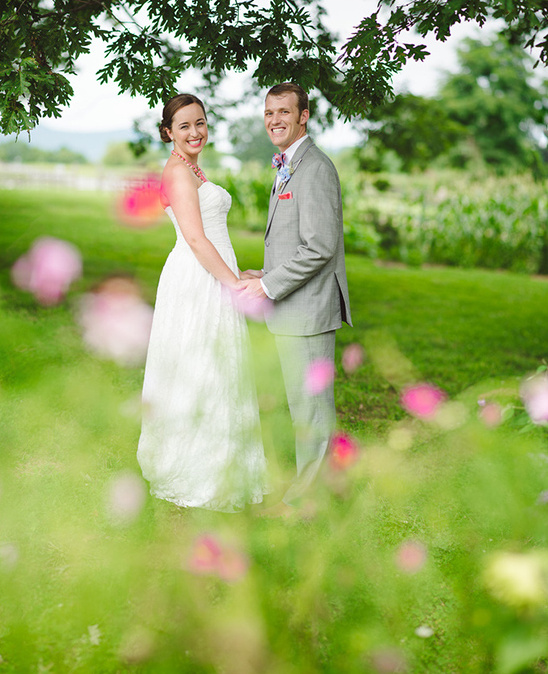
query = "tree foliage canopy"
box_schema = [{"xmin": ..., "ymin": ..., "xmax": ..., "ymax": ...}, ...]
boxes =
[
  {"xmin": 1, "ymin": 0, "xmax": 547, "ymax": 135},
  {"xmin": 441, "ymin": 34, "xmax": 548, "ymax": 173},
  {"xmin": 361, "ymin": 93, "xmax": 466, "ymax": 171},
  {"xmin": 358, "ymin": 33, "xmax": 548, "ymax": 175}
]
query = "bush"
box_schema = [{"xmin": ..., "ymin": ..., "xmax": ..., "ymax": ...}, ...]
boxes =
[{"xmin": 341, "ymin": 171, "xmax": 548, "ymax": 273}]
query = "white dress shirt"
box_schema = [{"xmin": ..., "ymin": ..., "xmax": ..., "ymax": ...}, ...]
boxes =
[{"xmin": 274, "ymin": 134, "xmax": 309, "ymax": 190}]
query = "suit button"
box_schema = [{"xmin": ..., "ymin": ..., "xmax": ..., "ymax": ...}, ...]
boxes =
[{"xmin": 265, "ymin": 241, "xmax": 270, "ymax": 247}]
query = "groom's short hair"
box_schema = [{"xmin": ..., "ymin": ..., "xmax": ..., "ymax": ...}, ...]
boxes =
[{"xmin": 266, "ymin": 83, "xmax": 309, "ymax": 117}]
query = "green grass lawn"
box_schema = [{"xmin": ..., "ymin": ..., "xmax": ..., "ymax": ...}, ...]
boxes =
[{"xmin": 1, "ymin": 189, "xmax": 548, "ymax": 673}]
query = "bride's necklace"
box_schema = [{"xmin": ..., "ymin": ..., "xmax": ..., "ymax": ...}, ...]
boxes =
[{"xmin": 171, "ymin": 150, "xmax": 207, "ymax": 183}]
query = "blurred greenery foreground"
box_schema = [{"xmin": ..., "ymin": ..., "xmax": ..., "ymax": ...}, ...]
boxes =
[{"xmin": 2, "ymin": 186, "xmax": 548, "ymax": 674}]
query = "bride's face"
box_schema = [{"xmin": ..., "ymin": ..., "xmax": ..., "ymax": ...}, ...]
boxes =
[{"xmin": 168, "ymin": 103, "xmax": 208, "ymax": 160}]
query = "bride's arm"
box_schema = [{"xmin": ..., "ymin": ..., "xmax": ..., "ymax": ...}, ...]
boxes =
[{"xmin": 165, "ymin": 165, "xmax": 241, "ymax": 289}]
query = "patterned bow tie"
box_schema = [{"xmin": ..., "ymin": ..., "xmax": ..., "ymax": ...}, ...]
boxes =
[{"xmin": 271, "ymin": 152, "xmax": 286, "ymax": 169}]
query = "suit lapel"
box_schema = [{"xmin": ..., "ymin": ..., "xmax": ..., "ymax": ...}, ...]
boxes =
[
  {"xmin": 265, "ymin": 138, "xmax": 314, "ymax": 239},
  {"xmin": 267, "ymin": 179, "xmax": 277, "ymax": 223}
]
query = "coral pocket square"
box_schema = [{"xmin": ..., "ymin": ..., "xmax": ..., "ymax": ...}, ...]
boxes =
[{"xmin": 278, "ymin": 192, "xmax": 293, "ymax": 200}]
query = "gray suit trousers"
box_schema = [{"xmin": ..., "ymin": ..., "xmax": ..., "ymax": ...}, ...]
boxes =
[{"xmin": 275, "ymin": 330, "xmax": 337, "ymax": 505}]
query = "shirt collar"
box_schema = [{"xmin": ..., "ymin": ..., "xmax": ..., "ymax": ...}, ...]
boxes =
[{"xmin": 282, "ymin": 135, "xmax": 308, "ymax": 164}]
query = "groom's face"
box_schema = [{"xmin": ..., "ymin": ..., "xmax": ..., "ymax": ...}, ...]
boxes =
[{"xmin": 264, "ymin": 93, "xmax": 309, "ymax": 153}]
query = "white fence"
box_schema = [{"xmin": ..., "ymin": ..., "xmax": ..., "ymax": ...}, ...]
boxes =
[{"xmin": 0, "ymin": 162, "xmax": 151, "ymax": 192}]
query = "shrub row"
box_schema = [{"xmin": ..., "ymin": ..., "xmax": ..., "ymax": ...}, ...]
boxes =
[{"xmin": 211, "ymin": 166, "xmax": 548, "ymax": 274}]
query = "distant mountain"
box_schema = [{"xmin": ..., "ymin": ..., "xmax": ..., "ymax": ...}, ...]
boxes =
[{"xmin": 1, "ymin": 126, "xmax": 137, "ymax": 162}]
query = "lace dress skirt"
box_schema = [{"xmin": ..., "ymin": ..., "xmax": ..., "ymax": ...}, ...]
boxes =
[{"xmin": 137, "ymin": 182, "xmax": 269, "ymax": 512}]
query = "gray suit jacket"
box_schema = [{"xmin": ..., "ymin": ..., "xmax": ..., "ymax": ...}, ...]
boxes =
[{"xmin": 262, "ymin": 137, "xmax": 352, "ymax": 336}]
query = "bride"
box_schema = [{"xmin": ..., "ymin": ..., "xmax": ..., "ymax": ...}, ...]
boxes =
[{"xmin": 137, "ymin": 93, "xmax": 269, "ymax": 512}]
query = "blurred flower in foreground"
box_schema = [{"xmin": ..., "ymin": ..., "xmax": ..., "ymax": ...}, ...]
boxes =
[
  {"xmin": 0, "ymin": 543, "xmax": 19, "ymax": 571},
  {"xmin": 107, "ymin": 472, "xmax": 147, "ymax": 524},
  {"xmin": 187, "ymin": 533, "xmax": 249, "ymax": 582},
  {"xmin": 537, "ymin": 490, "xmax": 548, "ymax": 505},
  {"xmin": 116, "ymin": 174, "xmax": 164, "ymax": 228},
  {"xmin": 477, "ymin": 400, "xmax": 503, "ymax": 428},
  {"xmin": 216, "ymin": 545, "xmax": 250, "ymax": 582},
  {"xmin": 305, "ymin": 358, "xmax": 335, "ymax": 396},
  {"xmin": 342, "ymin": 343, "xmax": 364, "ymax": 374},
  {"xmin": 118, "ymin": 625, "xmax": 156, "ymax": 664},
  {"xmin": 400, "ymin": 383, "xmax": 446, "ymax": 420},
  {"xmin": 227, "ymin": 288, "xmax": 274, "ymax": 322},
  {"xmin": 11, "ymin": 237, "xmax": 82, "ymax": 305},
  {"xmin": 520, "ymin": 373, "xmax": 548, "ymax": 425},
  {"xmin": 396, "ymin": 541, "xmax": 427, "ymax": 574},
  {"xmin": 370, "ymin": 647, "xmax": 408, "ymax": 673},
  {"xmin": 329, "ymin": 431, "xmax": 360, "ymax": 471},
  {"xmin": 415, "ymin": 626, "xmax": 434, "ymax": 638},
  {"xmin": 187, "ymin": 534, "xmax": 222, "ymax": 574},
  {"xmin": 484, "ymin": 550, "xmax": 548, "ymax": 609},
  {"xmin": 78, "ymin": 276, "xmax": 153, "ymax": 366}
]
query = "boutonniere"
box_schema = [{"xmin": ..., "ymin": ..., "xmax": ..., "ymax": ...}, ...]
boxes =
[{"xmin": 277, "ymin": 162, "xmax": 294, "ymax": 183}]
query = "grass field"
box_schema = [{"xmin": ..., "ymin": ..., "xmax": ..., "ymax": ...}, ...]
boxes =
[{"xmin": 1, "ymin": 189, "xmax": 548, "ymax": 673}]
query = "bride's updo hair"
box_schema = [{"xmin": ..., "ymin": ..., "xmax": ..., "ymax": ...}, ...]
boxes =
[{"xmin": 159, "ymin": 94, "xmax": 207, "ymax": 143}]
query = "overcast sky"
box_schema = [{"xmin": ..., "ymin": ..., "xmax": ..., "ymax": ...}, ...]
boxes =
[{"xmin": 41, "ymin": 0, "xmax": 485, "ymax": 147}]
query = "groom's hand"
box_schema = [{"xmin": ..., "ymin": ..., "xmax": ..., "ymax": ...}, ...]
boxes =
[
  {"xmin": 240, "ymin": 269, "xmax": 264, "ymax": 280},
  {"xmin": 240, "ymin": 278, "xmax": 267, "ymax": 299}
]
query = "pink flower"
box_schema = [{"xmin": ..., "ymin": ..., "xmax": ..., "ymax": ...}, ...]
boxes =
[
  {"xmin": 305, "ymin": 358, "xmax": 335, "ymax": 396},
  {"xmin": 11, "ymin": 237, "xmax": 82, "ymax": 305},
  {"xmin": 341, "ymin": 343, "xmax": 364, "ymax": 374},
  {"xmin": 370, "ymin": 648, "xmax": 407, "ymax": 673},
  {"xmin": 116, "ymin": 175, "xmax": 164, "ymax": 228},
  {"xmin": 478, "ymin": 401, "xmax": 503, "ymax": 428},
  {"xmin": 396, "ymin": 540, "xmax": 427, "ymax": 573},
  {"xmin": 536, "ymin": 491, "xmax": 548, "ymax": 505},
  {"xmin": 187, "ymin": 535, "xmax": 224, "ymax": 575},
  {"xmin": 227, "ymin": 288, "xmax": 274, "ymax": 321},
  {"xmin": 329, "ymin": 431, "xmax": 360, "ymax": 471},
  {"xmin": 520, "ymin": 374, "xmax": 548, "ymax": 425},
  {"xmin": 216, "ymin": 545, "xmax": 250, "ymax": 582},
  {"xmin": 187, "ymin": 534, "xmax": 248, "ymax": 582},
  {"xmin": 107, "ymin": 472, "xmax": 146, "ymax": 524},
  {"xmin": 78, "ymin": 276, "xmax": 153, "ymax": 366},
  {"xmin": 400, "ymin": 383, "xmax": 446, "ymax": 420}
]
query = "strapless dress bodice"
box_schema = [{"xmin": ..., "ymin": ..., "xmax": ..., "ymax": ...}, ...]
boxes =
[{"xmin": 165, "ymin": 181, "xmax": 232, "ymax": 249}]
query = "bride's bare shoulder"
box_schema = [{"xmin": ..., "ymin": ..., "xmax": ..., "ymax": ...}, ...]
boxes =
[{"xmin": 161, "ymin": 161, "xmax": 198, "ymax": 205}]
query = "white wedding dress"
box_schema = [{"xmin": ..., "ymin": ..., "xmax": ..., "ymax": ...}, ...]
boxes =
[{"xmin": 137, "ymin": 181, "xmax": 269, "ymax": 512}]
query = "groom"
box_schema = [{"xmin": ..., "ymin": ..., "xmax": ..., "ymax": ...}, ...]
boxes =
[{"xmin": 241, "ymin": 82, "xmax": 352, "ymax": 517}]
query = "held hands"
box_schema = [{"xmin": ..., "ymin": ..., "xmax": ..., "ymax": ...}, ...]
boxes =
[
  {"xmin": 228, "ymin": 276, "xmax": 271, "ymax": 320},
  {"xmin": 239, "ymin": 277, "xmax": 267, "ymax": 300},
  {"xmin": 236, "ymin": 269, "xmax": 267, "ymax": 300},
  {"xmin": 239, "ymin": 269, "xmax": 264, "ymax": 281},
  {"xmin": 228, "ymin": 277, "xmax": 267, "ymax": 300}
]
